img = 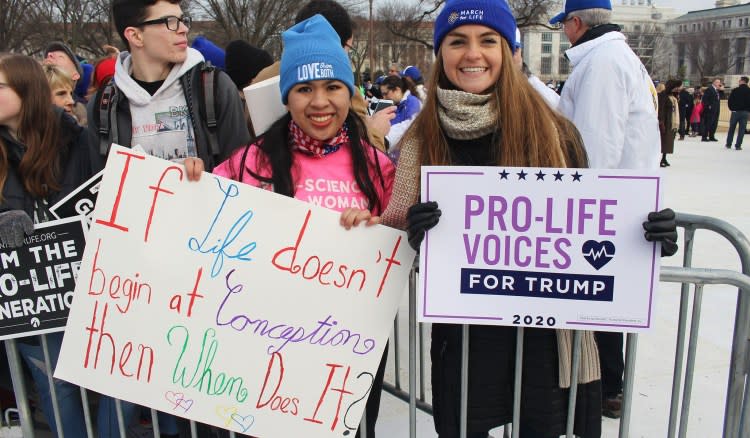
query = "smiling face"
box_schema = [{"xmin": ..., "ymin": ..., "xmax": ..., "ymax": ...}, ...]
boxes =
[
  {"xmin": 286, "ymin": 80, "xmax": 351, "ymax": 142},
  {"xmin": 128, "ymin": 1, "xmax": 189, "ymax": 67},
  {"xmin": 440, "ymin": 24, "xmax": 503, "ymax": 94}
]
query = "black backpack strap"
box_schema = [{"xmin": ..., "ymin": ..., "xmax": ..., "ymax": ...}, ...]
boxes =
[
  {"xmin": 200, "ymin": 63, "xmax": 220, "ymax": 157},
  {"xmin": 97, "ymin": 82, "xmax": 118, "ymax": 156}
]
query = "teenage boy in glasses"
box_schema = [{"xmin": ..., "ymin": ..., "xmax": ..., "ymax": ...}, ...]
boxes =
[{"xmin": 87, "ymin": 0, "xmax": 249, "ymax": 171}]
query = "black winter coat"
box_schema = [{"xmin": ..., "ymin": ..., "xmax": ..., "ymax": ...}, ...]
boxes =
[
  {"xmin": 1, "ymin": 110, "xmax": 102, "ymax": 217},
  {"xmin": 679, "ymin": 89, "xmax": 694, "ymax": 117},
  {"xmin": 728, "ymin": 83, "xmax": 750, "ymax": 112},
  {"xmin": 430, "ymin": 132, "xmax": 601, "ymax": 438}
]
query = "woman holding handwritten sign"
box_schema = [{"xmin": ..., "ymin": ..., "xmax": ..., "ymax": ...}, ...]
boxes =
[
  {"xmin": 0, "ymin": 53, "xmax": 102, "ymax": 438},
  {"xmin": 213, "ymin": 14, "xmax": 395, "ymax": 438},
  {"xmin": 379, "ymin": 0, "xmax": 677, "ymax": 437}
]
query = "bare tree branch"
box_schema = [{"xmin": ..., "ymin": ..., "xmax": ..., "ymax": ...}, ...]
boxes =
[{"xmin": 0, "ymin": 0, "xmax": 46, "ymax": 52}]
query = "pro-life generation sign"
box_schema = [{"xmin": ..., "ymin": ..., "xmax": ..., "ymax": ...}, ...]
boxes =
[
  {"xmin": 0, "ymin": 217, "xmax": 86, "ymax": 340},
  {"xmin": 419, "ymin": 166, "xmax": 662, "ymax": 333}
]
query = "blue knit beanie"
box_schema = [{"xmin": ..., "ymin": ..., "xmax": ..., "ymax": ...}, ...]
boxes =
[
  {"xmin": 402, "ymin": 66, "xmax": 423, "ymax": 82},
  {"xmin": 433, "ymin": 0, "xmax": 517, "ymax": 54},
  {"xmin": 191, "ymin": 36, "xmax": 226, "ymax": 69},
  {"xmin": 279, "ymin": 14, "xmax": 355, "ymax": 104}
]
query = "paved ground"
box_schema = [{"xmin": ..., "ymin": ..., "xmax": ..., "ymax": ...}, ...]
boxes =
[{"xmin": 376, "ymin": 130, "xmax": 750, "ymax": 438}]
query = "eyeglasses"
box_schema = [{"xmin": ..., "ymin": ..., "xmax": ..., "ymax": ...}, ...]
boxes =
[
  {"xmin": 554, "ymin": 16, "xmax": 576, "ymax": 30},
  {"xmin": 136, "ymin": 15, "xmax": 192, "ymax": 31}
]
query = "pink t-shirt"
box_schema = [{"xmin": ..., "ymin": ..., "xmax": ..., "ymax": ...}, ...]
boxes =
[{"xmin": 213, "ymin": 139, "xmax": 395, "ymax": 215}]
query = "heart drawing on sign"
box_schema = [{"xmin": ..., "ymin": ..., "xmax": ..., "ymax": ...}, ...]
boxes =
[
  {"xmin": 581, "ymin": 240, "xmax": 616, "ymax": 270},
  {"xmin": 215, "ymin": 406, "xmax": 238, "ymax": 427},
  {"xmin": 231, "ymin": 413, "xmax": 255, "ymax": 433},
  {"xmin": 164, "ymin": 391, "xmax": 194, "ymax": 413}
]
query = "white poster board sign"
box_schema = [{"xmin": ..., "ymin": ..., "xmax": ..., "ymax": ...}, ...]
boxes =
[
  {"xmin": 56, "ymin": 145, "xmax": 415, "ymax": 437},
  {"xmin": 419, "ymin": 166, "xmax": 662, "ymax": 333},
  {"xmin": 243, "ymin": 76, "xmax": 286, "ymax": 136}
]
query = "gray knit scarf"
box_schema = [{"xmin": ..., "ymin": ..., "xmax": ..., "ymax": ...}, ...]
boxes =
[{"xmin": 436, "ymin": 87, "xmax": 497, "ymax": 140}]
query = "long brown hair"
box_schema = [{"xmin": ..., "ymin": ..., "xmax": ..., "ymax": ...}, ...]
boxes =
[
  {"xmin": 404, "ymin": 40, "xmax": 586, "ymax": 180},
  {"xmin": 0, "ymin": 54, "xmax": 62, "ymax": 203}
]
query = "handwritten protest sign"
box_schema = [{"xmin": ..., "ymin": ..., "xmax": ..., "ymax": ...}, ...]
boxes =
[
  {"xmin": 0, "ymin": 217, "xmax": 86, "ymax": 340},
  {"xmin": 55, "ymin": 145, "xmax": 414, "ymax": 437},
  {"xmin": 419, "ymin": 166, "xmax": 661, "ymax": 333}
]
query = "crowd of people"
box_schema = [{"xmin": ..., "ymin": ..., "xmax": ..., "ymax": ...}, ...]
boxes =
[{"xmin": 0, "ymin": 0, "xmax": 682, "ymax": 436}]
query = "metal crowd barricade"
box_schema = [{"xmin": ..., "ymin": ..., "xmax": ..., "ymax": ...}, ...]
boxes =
[
  {"xmin": 382, "ymin": 212, "xmax": 750, "ymax": 438},
  {"xmin": 3, "ymin": 211, "xmax": 750, "ymax": 437}
]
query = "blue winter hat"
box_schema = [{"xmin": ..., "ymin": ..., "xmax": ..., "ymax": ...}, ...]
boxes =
[
  {"xmin": 402, "ymin": 66, "xmax": 423, "ymax": 82},
  {"xmin": 191, "ymin": 36, "xmax": 226, "ymax": 69},
  {"xmin": 279, "ymin": 14, "xmax": 355, "ymax": 104},
  {"xmin": 549, "ymin": 0, "xmax": 612, "ymax": 25},
  {"xmin": 433, "ymin": 0, "xmax": 517, "ymax": 54}
]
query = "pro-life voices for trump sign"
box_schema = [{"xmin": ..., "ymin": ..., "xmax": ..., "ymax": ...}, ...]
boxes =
[
  {"xmin": 55, "ymin": 145, "xmax": 415, "ymax": 437},
  {"xmin": 419, "ymin": 166, "xmax": 662, "ymax": 333}
]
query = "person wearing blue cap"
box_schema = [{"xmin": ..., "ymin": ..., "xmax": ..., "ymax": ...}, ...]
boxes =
[
  {"xmin": 250, "ymin": 0, "xmax": 395, "ymax": 152},
  {"xmin": 552, "ymin": 0, "xmax": 664, "ymax": 420},
  {"xmin": 213, "ymin": 16, "xmax": 395, "ymax": 437},
  {"xmin": 401, "ymin": 65, "xmax": 426, "ymax": 101},
  {"xmin": 377, "ymin": 0, "xmax": 678, "ymax": 436}
]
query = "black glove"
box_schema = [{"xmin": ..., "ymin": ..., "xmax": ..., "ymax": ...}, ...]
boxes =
[
  {"xmin": 0, "ymin": 210, "xmax": 34, "ymax": 249},
  {"xmin": 406, "ymin": 201, "xmax": 441, "ymax": 251},
  {"xmin": 643, "ymin": 208, "xmax": 678, "ymax": 257}
]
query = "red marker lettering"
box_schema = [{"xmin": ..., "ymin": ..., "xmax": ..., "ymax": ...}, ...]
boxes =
[
  {"xmin": 145, "ymin": 165, "xmax": 184, "ymax": 242},
  {"xmin": 96, "ymin": 150, "xmax": 145, "ymax": 232}
]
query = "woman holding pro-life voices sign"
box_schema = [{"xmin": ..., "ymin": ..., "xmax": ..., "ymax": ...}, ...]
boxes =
[{"xmin": 379, "ymin": 0, "xmax": 678, "ymax": 437}]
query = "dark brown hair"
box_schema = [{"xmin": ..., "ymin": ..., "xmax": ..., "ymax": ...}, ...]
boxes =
[
  {"xmin": 113, "ymin": 0, "xmax": 182, "ymax": 49},
  {"xmin": 403, "ymin": 41, "xmax": 586, "ymax": 176},
  {"xmin": 0, "ymin": 54, "xmax": 62, "ymax": 202}
]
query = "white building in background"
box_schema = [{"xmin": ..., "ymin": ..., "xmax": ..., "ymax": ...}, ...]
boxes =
[
  {"xmin": 670, "ymin": 2, "xmax": 750, "ymax": 87},
  {"xmin": 522, "ymin": 1, "xmax": 679, "ymax": 83}
]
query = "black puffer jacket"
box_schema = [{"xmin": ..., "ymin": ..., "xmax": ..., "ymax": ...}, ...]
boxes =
[{"xmin": 1, "ymin": 109, "xmax": 102, "ymax": 216}]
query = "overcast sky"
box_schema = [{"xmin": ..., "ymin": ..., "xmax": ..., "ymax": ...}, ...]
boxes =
[{"xmin": 653, "ymin": 0, "xmax": 725, "ymax": 13}]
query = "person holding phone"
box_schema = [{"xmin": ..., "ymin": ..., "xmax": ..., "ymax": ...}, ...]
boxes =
[{"xmin": 379, "ymin": 75, "xmax": 422, "ymax": 158}]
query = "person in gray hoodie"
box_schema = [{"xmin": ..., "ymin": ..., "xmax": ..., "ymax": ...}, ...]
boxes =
[
  {"xmin": 87, "ymin": 0, "xmax": 250, "ymax": 172},
  {"xmin": 85, "ymin": 0, "xmax": 249, "ymax": 436}
]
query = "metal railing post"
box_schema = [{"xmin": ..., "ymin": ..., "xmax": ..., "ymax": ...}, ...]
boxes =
[
  {"xmin": 565, "ymin": 331, "xmax": 582, "ymax": 438},
  {"xmin": 40, "ymin": 335, "xmax": 64, "ymax": 438},
  {"xmin": 512, "ymin": 328, "xmax": 523, "ymax": 438},
  {"xmin": 620, "ymin": 333, "xmax": 638, "ymax": 438},
  {"xmin": 4, "ymin": 340, "xmax": 34, "ymax": 437},
  {"xmin": 408, "ymin": 266, "xmax": 418, "ymax": 438},
  {"xmin": 668, "ymin": 226, "xmax": 697, "ymax": 438},
  {"xmin": 678, "ymin": 284, "xmax": 705, "ymax": 438},
  {"xmin": 674, "ymin": 213, "xmax": 750, "ymax": 438},
  {"xmin": 460, "ymin": 325, "xmax": 469, "ymax": 438}
]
